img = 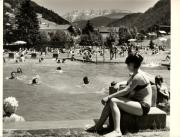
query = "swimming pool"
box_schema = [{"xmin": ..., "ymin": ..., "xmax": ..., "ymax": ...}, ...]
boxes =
[{"xmin": 3, "ymin": 59, "xmax": 170, "ymax": 121}]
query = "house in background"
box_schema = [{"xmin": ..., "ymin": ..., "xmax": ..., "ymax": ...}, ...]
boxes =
[
  {"xmin": 159, "ymin": 25, "xmax": 171, "ymax": 34},
  {"xmin": 98, "ymin": 27, "xmax": 111, "ymax": 42},
  {"xmin": 37, "ymin": 13, "xmax": 71, "ymax": 35},
  {"xmin": 40, "ymin": 24, "xmax": 71, "ymax": 35}
]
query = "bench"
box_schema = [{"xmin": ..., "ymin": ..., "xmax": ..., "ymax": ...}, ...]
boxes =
[{"xmin": 108, "ymin": 85, "xmax": 166, "ymax": 133}]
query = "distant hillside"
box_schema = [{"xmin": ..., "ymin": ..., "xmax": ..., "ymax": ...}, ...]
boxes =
[
  {"xmin": 105, "ymin": 12, "xmax": 130, "ymax": 19},
  {"xmin": 108, "ymin": 0, "xmax": 170, "ymax": 31},
  {"xmin": 4, "ymin": 0, "xmax": 69, "ymax": 25},
  {"xmin": 108, "ymin": 13, "xmax": 142, "ymax": 27},
  {"xmin": 134, "ymin": 0, "xmax": 170, "ymax": 31},
  {"xmin": 73, "ymin": 16, "xmax": 117, "ymax": 29}
]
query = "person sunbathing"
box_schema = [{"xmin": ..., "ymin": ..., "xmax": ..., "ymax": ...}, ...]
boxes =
[
  {"xmin": 86, "ymin": 53, "xmax": 152, "ymax": 137},
  {"xmin": 3, "ymin": 97, "xmax": 25, "ymax": 122}
]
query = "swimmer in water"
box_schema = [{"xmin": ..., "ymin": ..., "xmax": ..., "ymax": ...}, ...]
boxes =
[
  {"xmin": 57, "ymin": 59, "xmax": 61, "ymax": 63},
  {"xmin": 9, "ymin": 72, "xmax": 17, "ymax": 79},
  {"xmin": 39, "ymin": 57, "xmax": 44, "ymax": 63},
  {"xmin": 17, "ymin": 67, "xmax": 23, "ymax": 74},
  {"xmin": 83, "ymin": 76, "xmax": 89, "ymax": 85},
  {"xmin": 32, "ymin": 77, "xmax": 40, "ymax": 85},
  {"xmin": 56, "ymin": 66, "xmax": 63, "ymax": 73}
]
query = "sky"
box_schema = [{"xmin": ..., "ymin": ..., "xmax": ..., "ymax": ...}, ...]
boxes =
[{"xmin": 32, "ymin": 0, "xmax": 159, "ymax": 16}]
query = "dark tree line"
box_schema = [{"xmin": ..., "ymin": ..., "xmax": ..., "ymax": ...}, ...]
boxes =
[{"xmin": 15, "ymin": 0, "xmax": 40, "ymax": 48}]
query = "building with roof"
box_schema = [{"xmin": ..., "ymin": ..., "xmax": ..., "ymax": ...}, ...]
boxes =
[
  {"xmin": 40, "ymin": 24, "xmax": 71, "ymax": 35},
  {"xmin": 98, "ymin": 27, "xmax": 111, "ymax": 41}
]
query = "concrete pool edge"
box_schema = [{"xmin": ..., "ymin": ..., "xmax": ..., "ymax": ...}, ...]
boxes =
[
  {"xmin": 3, "ymin": 120, "xmax": 95, "ymax": 131},
  {"xmin": 3, "ymin": 119, "xmax": 170, "ymax": 137},
  {"xmin": 3, "ymin": 116, "xmax": 170, "ymax": 131}
]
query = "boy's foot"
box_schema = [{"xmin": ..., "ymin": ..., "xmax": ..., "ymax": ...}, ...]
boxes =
[{"xmin": 103, "ymin": 130, "xmax": 122, "ymax": 137}]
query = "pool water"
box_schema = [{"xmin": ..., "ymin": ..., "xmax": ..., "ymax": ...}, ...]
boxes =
[{"xmin": 3, "ymin": 59, "xmax": 170, "ymax": 121}]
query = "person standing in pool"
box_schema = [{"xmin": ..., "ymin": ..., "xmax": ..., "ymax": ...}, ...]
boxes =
[{"xmin": 87, "ymin": 53, "xmax": 152, "ymax": 137}]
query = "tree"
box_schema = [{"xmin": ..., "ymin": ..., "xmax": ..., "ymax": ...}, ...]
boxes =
[
  {"xmin": 3, "ymin": 4, "xmax": 16, "ymax": 44},
  {"xmin": 15, "ymin": 0, "xmax": 40, "ymax": 48},
  {"xmin": 50, "ymin": 30, "xmax": 73, "ymax": 48},
  {"xmin": 80, "ymin": 21, "xmax": 102, "ymax": 46},
  {"xmin": 82, "ymin": 20, "xmax": 94, "ymax": 35},
  {"xmin": 119, "ymin": 26, "xmax": 132, "ymax": 44}
]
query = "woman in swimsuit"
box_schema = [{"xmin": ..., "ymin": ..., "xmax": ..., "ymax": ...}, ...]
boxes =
[{"xmin": 87, "ymin": 53, "xmax": 152, "ymax": 137}]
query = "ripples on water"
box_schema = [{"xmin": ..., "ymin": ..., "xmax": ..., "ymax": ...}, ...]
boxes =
[{"xmin": 3, "ymin": 59, "xmax": 169, "ymax": 121}]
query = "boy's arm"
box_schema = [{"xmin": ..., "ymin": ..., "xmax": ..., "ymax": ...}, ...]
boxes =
[{"xmin": 159, "ymin": 86, "xmax": 169, "ymax": 97}]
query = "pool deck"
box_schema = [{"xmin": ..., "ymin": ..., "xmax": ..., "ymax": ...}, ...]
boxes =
[
  {"xmin": 3, "ymin": 117, "xmax": 170, "ymax": 137},
  {"xmin": 3, "ymin": 120, "xmax": 95, "ymax": 130}
]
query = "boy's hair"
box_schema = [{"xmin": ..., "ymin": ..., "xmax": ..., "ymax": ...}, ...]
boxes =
[
  {"xmin": 155, "ymin": 75, "xmax": 163, "ymax": 83},
  {"xmin": 125, "ymin": 52, "xmax": 143, "ymax": 68}
]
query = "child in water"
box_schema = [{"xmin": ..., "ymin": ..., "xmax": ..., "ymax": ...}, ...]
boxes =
[{"xmin": 3, "ymin": 97, "xmax": 25, "ymax": 122}]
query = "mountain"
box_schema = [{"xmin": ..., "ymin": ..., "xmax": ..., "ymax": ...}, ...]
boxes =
[
  {"xmin": 108, "ymin": 13, "xmax": 142, "ymax": 27},
  {"xmin": 73, "ymin": 16, "xmax": 118, "ymax": 29},
  {"xmin": 108, "ymin": 0, "xmax": 170, "ymax": 31},
  {"xmin": 63, "ymin": 9, "xmax": 131, "ymax": 22},
  {"xmin": 3, "ymin": 0, "xmax": 69, "ymax": 25},
  {"xmin": 105, "ymin": 12, "xmax": 130, "ymax": 19}
]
